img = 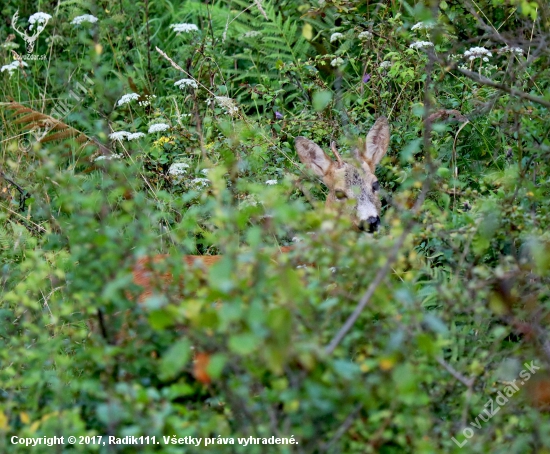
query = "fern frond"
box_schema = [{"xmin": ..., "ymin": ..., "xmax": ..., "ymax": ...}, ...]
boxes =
[{"xmin": 2, "ymin": 101, "xmax": 110, "ymax": 160}]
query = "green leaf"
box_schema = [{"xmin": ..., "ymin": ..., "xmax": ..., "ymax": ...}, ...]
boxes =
[
  {"xmin": 148, "ymin": 309, "xmax": 175, "ymax": 330},
  {"xmin": 229, "ymin": 332, "xmax": 259, "ymax": 355},
  {"xmin": 206, "ymin": 353, "xmax": 227, "ymax": 380},
  {"xmin": 312, "ymin": 90, "xmax": 333, "ymax": 112},
  {"xmin": 159, "ymin": 339, "xmax": 192, "ymax": 381},
  {"xmin": 302, "ymin": 23, "xmax": 313, "ymax": 41}
]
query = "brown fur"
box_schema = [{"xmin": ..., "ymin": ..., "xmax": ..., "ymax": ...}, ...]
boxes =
[
  {"xmin": 295, "ymin": 116, "xmax": 390, "ymax": 232},
  {"xmin": 130, "ymin": 117, "xmax": 389, "ymax": 301},
  {"xmin": 132, "ymin": 246, "xmax": 294, "ymax": 303}
]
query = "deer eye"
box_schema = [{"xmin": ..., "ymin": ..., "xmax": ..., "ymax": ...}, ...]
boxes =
[
  {"xmin": 372, "ymin": 181, "xmax": 380, "ymax": 192},
  {"xmin": 335, "ymin": 190, "xmax": 347, "ymax": 200}
]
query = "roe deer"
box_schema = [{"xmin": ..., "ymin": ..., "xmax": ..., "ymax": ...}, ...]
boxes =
[
  {"xmin": 132, "ymin": 116, "xmax": 390, "ymax": 302},
  {"xmin": 294, "ymin": 116, "xmax": 390, "ymax": 233}
]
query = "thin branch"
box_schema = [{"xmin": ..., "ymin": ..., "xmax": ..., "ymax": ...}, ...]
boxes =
[
  {"xmin": 436, "ymin": 357, "xmax": 475, "ymax": 388},
  {"xmin": 324, "ymin": 172, "xmax": 431, "ymax": 354},
  {"xmin": 324, "ymin": 229, "xmax": 408, "ymax": 354},
  {"xmin": 456, "ymin": 67, "xmax": 550, "ymax": 109},
  {"xmin": 320, "ymin": 403, "xmax": 363, "ymax": 452}
]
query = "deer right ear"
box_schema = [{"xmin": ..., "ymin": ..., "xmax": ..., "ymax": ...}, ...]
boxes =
[
  {"xmin": 295, "ymin": 137, "xmax": 333, "ymax": 178},
  {"xmin": 361, "ymin": 116, "xmax": 390, "ymax": 171}
]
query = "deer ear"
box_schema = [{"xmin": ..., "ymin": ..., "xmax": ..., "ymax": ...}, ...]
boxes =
[
  {"xmin": 295, "ymin": 137, "xmax": 333, "ymax": 178},
  {"xmin": 360, "ymin": 116, "xmax": 390, "ymax": 170}
]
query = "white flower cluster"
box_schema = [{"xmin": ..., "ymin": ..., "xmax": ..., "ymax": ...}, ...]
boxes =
[
  {"xmin": 94, "ymin": 154, "xmax": 122, "ymax": 162},
  {"xmin": 109, "ymin": 131, "xmax": 129, "ymax": 141},
  {"xmin": 128, "ymin": 132, "xmax": 145, "ymax": 140},
  {"xmin": 28, "ymin": 12, "xmax": 52, "ymax": 32},
  {"xmin": 411, "ymin": 22, "xmax": 434, "ymax": 31},
  {"xmin": 138, "ymin": 94, "xmax": 156, "ymax": 107},
  {"xmin": 109, "ymin": 131, "xmax": 146, "ymax": 141},
  {"xmin": 464, "ymin": 46, "xmax": 492, "ymax": 62},
  {"xmin": 168, "ymin": 162, "xmax": 190, "ymax": 176},
  {"xmin": 1, "ymin": 42, "xmax": 19, "ymax": 50},
  {"xmin": 409, "ymin": 41, "xmax": 434, "ymax": 50},
  {"xmin": 71, "ymin": 14, "xmax": 98, "ymax": 25},
  {"xmin": 190, "ymin": 178, "xmax": 210, "ymax": 190},
  {"xmin": 330, "ymin": 32, "xmax": 344, "ymax": 43},
  {"xmin": 380, "ymin": 60, "xmax": 391, "ymax": 69},
  {"xmin": 208, "ymin": 96, "xmax": 239, "ymax": 116},
  {"xmin": 201, "ymin": 169, "xmax": 209, "ymax": 175},
  {"xmin": 170, "ymin": 23, "xmax": 198, "ymax": 34},
  {"xmin": 117, "ymin": 93, "xmax": 139, "ymax": 106},
  {"xmin": 1, "ymin": 60, "xmax": 28, "ymax": 76},
  {"xmin": 265, "ymin": 179, "xmax": 277, "ymax": 185},
  {"xmin": 331, "ymin": 57, "xmax": 344, "ymax": 67},
  {"xmin": 498, "ymin": 45, "xmax": 523, "ymax": 55},
  {"xmin": 243, "ymin": 31, "xmax": 261, "ymax": 38},
  {"xmin": 174, "ymin": 78, "xmax": 198, "ymax": 89},
  {"xmin": 148, "ymin": 123, "xmax": 170, "ymax": 134},
  {"xmin": 358, "ymin": 30, "xmax": 373, "ymax": 40}
]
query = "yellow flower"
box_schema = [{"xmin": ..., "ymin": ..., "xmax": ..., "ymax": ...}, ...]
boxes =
[{"xmin": 153, "ymin": 136, "xmax": 175, "ymax": 148}]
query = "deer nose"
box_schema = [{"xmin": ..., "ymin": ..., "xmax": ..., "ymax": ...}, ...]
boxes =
[{"xmin": 359, "ymin": 216, "xmax": 380, "ymax": 233}]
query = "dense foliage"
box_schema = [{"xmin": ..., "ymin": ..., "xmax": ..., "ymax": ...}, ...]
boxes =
[{"xmin": 1, "ymin": 0, "xmax": 550, "ymax": 452}]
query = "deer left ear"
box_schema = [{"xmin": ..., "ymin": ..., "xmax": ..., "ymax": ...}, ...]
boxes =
[
  {"xmin": 295, "ymin": 136, "xmax": 334, "ymax": 179},
  {"xmin": 360, "ymin": 116, "xmax": 390, "ymax": 170}
]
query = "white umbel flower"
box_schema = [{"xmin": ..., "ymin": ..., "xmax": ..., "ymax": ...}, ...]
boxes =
[
  {"xmin": 168, "ymin": 162, "xmax": 190, "ymax": 176},
  {"xmin": 127, "ymin": 132, "xmax": 145, "ymax": 141},
  {"xmin": 243, "ymin": 30, "xmax": 261, "ymax": 38},
  {"xmin": 28, "ymin": 12, "xmax": 52, "ymax": 32},
  {"xmin": 137, "ymin": 94, "xmax": 156, "ymax": 107},
  {"xmin": 358, "ymin": 31, "xmax": 373, "ymax": 40},
  {"xmin": 464, "ymin": 47, "xmax": 492, "ymax": 61},
  {"xmin": 71, "ymin": 14, "xmax": 98, "ymax": 25},
  {"xmin": 409, "ymin": 41, "xmax": 434, "ymax": 50},
  {"xmin": 330, "ymin": 57, "xmax": 344, "ymax": 67},
  {"xmin": 109, "ymin": 131, "xmax": 130, "ymax": 141},
  {"xmin": 1, "ymin": 42, "xmax": 19, "ymax": 50},
  {"xmin": 117, "ymin": 93, "xmax": 139, "ymax": 106},
  {"xmin": 174, "ymin": 78, "xmax": 198, "ymax": 89},
  {"xmin": 190, "ymin": 178, "xmax": 210, "ymax": 190},
  {"xmin": 380, "ymin": 60, "xmax": 391, "ymax": 69},
  {"xmin": 330, "ymin": 32, "xmax": 344, "ymax": 43},
  {"xmin": 1, "ymin": 60, "xmax": 28, "ymax": 76},
  {"xmin": 208, "ymin": 96, "xmax": 239, "ymax": 116},
  {"xmin": 94, "ymin": 154, "xmax": 122, "ymax": 161},
  {"xmin": 265, "ymin": 179, "xmax": 277, "ymax": 185},
  {"xmin": 148, "ymin": 123, "xmax": 170, "ymax": 133},
  {"xmin": 170, "ymin": 23, "xmax": 198, "ymax": 34},
  {"xmin": 411, "ymin": 22, "xmax": 434, "ymax": 31},
  {"xmin": 498, "ymin": 45, "xmax": 523, "ymax": 55}
]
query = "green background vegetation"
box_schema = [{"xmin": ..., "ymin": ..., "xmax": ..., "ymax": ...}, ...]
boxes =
[{"xmin": 1, "ymin": 0, "xmax": 550, "ymax": 452}]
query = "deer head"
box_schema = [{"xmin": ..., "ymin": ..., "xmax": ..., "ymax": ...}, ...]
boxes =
[{"xmin": 295, "ymin": 116, "xmax": 390, "ymax": 233}]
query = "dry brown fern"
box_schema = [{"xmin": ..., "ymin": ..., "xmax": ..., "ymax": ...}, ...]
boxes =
[{"xmin": 2, "ymin": 101, "xmax": 111, "ymax": 161}]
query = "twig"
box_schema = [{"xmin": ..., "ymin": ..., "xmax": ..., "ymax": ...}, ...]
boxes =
[
  {"xmin": 456, "ymin": 67, "xmax": 550, "ymax": 109},
  {"xmin": 320, "ymin": 403, "xmax": 363, "ymax": 452},
  {"xmin": 436, "ymin": 356, "xmax": 476, "ymax": 427},
  {"xmin": 155, "ymin": 46, "xmax": 215, "ymax": 97},
  {"xmin": 0, "ymin": 201, "xmax": 46, "ymax": 234},
  {"xmin": 325, "ymin": 229, "xmax": 408, "ymax": 354},
  {"xmin": 436, "ymin": 357, "xmax": 475, "ymax": 387},
  {"xmin": 452, "ymin": 118, "xmax": 470, "ymax": 181}
]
